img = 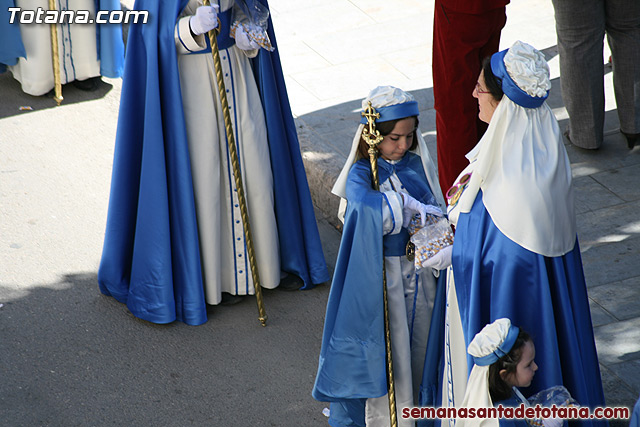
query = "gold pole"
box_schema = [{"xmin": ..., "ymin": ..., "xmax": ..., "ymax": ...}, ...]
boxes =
[
  {"xmin": 203, "ymin": 1, "xmax": 267, "ymax": 326},
  {"xmin": 48, "ymin": 0, "xmax": 63, "ymax": 105},
  {"xmin": 361, "ymin": 101, "xmax": 398, "ymax": 427}
]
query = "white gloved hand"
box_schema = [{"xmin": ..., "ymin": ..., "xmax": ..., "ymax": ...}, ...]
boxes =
[
  {"xmin": 189, "ymin": 5, "xmax": 219, "ymax": 36},
  {"xmin": 401, "ymin": 192, "xmax": 443, "ymax": 228},
  {"xmin": 234, "ymin": 25, "xmax": 260, "ymax": 51},
  {"xmin": 542, "ymin": 418, "xmax": 564, "ymax": 427},
  {"xmin": 421, "ymin": 245, "xmax": 453, "ymax": 270}
]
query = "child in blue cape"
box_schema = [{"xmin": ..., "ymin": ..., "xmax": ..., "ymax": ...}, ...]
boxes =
[{"xmin": 313, "ymin": 86, "xmax": 449, "ymax": 427}]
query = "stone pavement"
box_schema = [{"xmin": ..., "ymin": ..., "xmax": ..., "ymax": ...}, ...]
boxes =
[{"xmin": 268, "ymin": 0, "xmax": 640, "ymax": 418}]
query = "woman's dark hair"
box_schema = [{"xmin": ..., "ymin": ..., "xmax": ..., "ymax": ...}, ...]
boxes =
[
  {"xmin": 356, "ymin": 116, "xmax": 420, "ymax": 159},
  {"xmin": 488, "ymin": 329, "xmax": 532, "ymax": 403},
  {"xmin": 482, "ymin": 56, "xmax": 504, "ymax": 103}
]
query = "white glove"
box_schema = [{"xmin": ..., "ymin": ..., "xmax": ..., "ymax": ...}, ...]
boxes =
[
  {"xmin": 421, "ymin": 245, "xmax": 452, "ymax": 270},
  {"xmin": 401, "ymin": 192, "xmax": 443, "ymax": 228},
  {"xmin": 234, "ymin": 25, "xmax": 260, "ymax": 51},
  {"xmin": 189, "ymin": 5, "xmax": 219, "ymax": 36},
  {"xmin": 542, "ymin": 418, "xmax": 564, "ymax": 427}
]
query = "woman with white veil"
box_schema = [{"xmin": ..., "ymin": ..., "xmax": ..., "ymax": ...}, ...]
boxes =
[{"xmin": 434, "ymin": 41, "xmax": 606, "ymax": 426}]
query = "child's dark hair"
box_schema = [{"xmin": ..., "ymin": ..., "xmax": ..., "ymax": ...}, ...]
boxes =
[
  {"xmin": 356, "ymin": 116, "xmax": 420, "ymax": 159},
  {"xmin": 488, "ymin": 329, "xmax": 532, "ymax": 402},
  {"xmin": 481, "ymin": 56, "xmax": 504, "ymax": 103}
]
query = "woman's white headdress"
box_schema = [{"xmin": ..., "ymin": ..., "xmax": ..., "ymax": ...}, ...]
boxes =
[
  {"xmin": 332, "ymin": 86, "xmax": 445, "ymax": 221},
  {"xmin": 457, "ymin": 318, "xmax": 520, "ymax": 427},
  {"xmin": 456, "ymin": 41, "xmax": 576, "ymax": 257}
]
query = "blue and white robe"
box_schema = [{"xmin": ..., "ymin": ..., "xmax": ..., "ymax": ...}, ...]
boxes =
[
  {"xmin": 314, "ymin": 153, "xmax": 444, "ymax": 427},
  {"xmin": 5, "ymin": 0, "xmax": 124, "ymax": 95},
  {"xmin": 174, "ymin": 0, "xmax": 280, "ymax": 303},
  {"xmin": 98, "ymin": 0, "xmax": 329, "ymax": 325}
]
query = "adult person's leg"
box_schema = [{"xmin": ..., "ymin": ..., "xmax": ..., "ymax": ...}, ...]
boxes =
[
  {"xmin": 605, "ymin": 0, "xmax": 640, "ymax": 148},
  {"xmin": 552, "ymin": 0, "xmax": 606, "ymax": 149},
  {"xmin": 433, "ymin": 0, "xmax": 506, "ymax": 196}
]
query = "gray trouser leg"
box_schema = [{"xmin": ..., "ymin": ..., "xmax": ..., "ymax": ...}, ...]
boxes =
[
  {"xmin": 552, "ymin": 0, "xmax": 606, "ymax": 149},
  {"xmin": 606, "ymin": 0, "xmax": 640, "ymax": 135}
]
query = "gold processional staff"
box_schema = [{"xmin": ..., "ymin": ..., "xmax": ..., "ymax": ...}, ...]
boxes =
[
  {"xmin": 48, "ymin": 0, "xmax": 63, "ymax": 105},
  {"xmin": 362, "ymin": 102, "xmax": 398, "ymax": 427},
  {"xmin": 203, "ymin": 0, "xmax": 267, "ymax": 326}
]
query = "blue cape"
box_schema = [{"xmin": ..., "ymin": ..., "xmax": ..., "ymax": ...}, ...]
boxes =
[
  {"xmin": 451, "ymin": 193, "xmax": 606, "ymax": 424},
  {"xmin": 250, "ymin": 0, "xmax": 329, "ymax": 289},
  {"xmin": 631, "ymin": 395, "xmax": 640, "ymax": 427},
  {"xmin": 95, "ymin": 0, "xmax": 125, "ymax": 78},
  {"xmin": 0, "ymin": 1, "xmax": 26, "ymax": 73},
  {"xmin": 0, "ymin": 0, "xmax": 123, "ymax": 77},
  {"xmin": 99, "ymin": 0, "xmax": 328, "ymax": 326},
  {"xmin": 418, "ymin": 266, "xmax": 447, "ymax": 427},
  {"xmin": 313, "ymin": 153, "xmax": 437, "ymax": 426}
]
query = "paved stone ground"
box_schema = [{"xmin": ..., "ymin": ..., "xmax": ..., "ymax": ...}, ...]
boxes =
[{"xmin": 0, "ymin": 1, "xmax": 638, "ymax": 425}]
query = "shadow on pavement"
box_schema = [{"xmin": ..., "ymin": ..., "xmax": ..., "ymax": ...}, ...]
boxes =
[
  {"xmin": 0, "ymin": 72, "xmax": 115, "ymax": 120},
  {"xmin": 0, "ymin": 272, "xmax": 332, "ymax": 426}
]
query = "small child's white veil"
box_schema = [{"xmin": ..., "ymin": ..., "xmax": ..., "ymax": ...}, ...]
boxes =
[
  {"xmin": 331, "ymin": 86, "xmax": 445, "ymax": 222},
  {"xmin": 457, "ymin": 318, "xmax": 520, "ymax": 427}
]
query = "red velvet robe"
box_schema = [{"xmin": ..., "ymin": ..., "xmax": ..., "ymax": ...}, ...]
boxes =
[{"xmin": 432, "ymin": 0, "xmax": 509, "ymax": 197}]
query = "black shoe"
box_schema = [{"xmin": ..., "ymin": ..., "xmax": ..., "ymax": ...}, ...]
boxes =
[
  {"xmin": 220, "ymin": 292, "xmax": 243, "ymax": 306},
  {"xmin": 622, "ymin": 132, "xmax": 639, "ymax": 150},
  {"xmin": 278, "ymin": 274, "xmax": 303, "ymax": 291},
  {"xmin": 72, "ymin": 76, "xmax": 101, "ymax": 92}
]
